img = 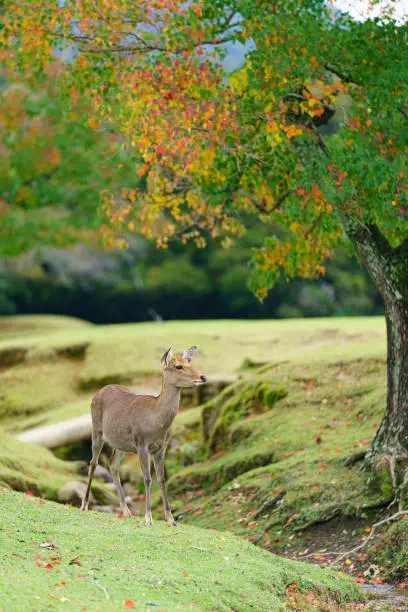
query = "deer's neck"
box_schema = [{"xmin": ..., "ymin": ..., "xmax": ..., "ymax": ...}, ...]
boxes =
[{"xmin": 155, "ymin": 376, "xmax": 181, "ymax": 428}]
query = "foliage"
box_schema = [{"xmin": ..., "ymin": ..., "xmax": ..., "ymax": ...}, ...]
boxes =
[
  {"xmin": 0, "ymin": 68, "xmax": 138, "ymax": 255},
  {"xmin": 1, "ymin": 0, "xmax": 406, "ymax": 295}
]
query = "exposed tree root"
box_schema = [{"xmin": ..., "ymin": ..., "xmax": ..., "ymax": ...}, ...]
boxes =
[
  {"xmin": 253, "ymin": 491, "xmax": 286, "ymax": 519},
  {"xmin": 343, "ymin": 451, "xmax": 367, "ymax": 467},
  {"xmin": 330, "ymin": 509, "xmax": 408, "ymax": 566},
  {"xmin": 327, "ymin": 465, "xmax": 408, "ymax": 566},
  {"xmin": 293, "ymin": 506, "xmax": 344, "ymax": 533}
]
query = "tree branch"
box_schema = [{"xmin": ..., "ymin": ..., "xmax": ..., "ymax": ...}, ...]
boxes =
[
  {"xmin": 338, "ymin": 215, "xmax": 403, "ymax": 303},
  {"xmin": 324, "ymin": 63, "xmax": 361, "ymax": 86},
  {"xmin": 238, "ymin": 189, "xmax": 292, "ymax": 214}
]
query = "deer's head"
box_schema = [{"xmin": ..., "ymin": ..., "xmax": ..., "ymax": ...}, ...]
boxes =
[{"xmin": 161, "ymin": 346, "xmax": 207, "ymax": 388}]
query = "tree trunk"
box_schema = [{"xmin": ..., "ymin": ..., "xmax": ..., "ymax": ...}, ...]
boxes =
[
  {"xmin": 370, "ymin": 300, "xmax": 408, "ymax": 461},
  {"xmin": 340, "ymin": 216, "xmax": 408, "ymax": 468}
]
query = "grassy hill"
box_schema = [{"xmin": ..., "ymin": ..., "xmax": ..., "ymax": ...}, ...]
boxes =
[
  {"xmin": 0, "ymin": 488, "xmax": 363, "ymax": 610},
  {"xmin": 2, "ymin": 314, "xmax": 404, "ymax": 596}
]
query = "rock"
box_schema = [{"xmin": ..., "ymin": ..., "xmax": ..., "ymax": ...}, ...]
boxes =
[
  {"xmin": 119, "ymin": 463, "xmax": 134, "ymax": 483},
  {"xmin": 58, "ymin": 481, "xmax": 92, "ymax": 506},
  {"xmin": 123, "ymin": 482, "xmax": 138, "ymax": 497},
  {"xmin": 93, "ymin": 465, "xmax": 113, "ymax": 482},
  {"xmin": 92, "ymin": 506, "xmax": 115, "ymax": 514},
  {"xmin": 105, "ymin": 482, "xmax": 117, "ymax": 492}
]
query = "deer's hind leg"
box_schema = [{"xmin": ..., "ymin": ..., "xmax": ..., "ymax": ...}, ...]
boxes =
[
  {"xmin": 109, "ymin": 449, "xmax": 131, "ymax": 518},
  {"xmin": 138, "ymin": 447, "xmax": 153, "ymax": 527},
  {"xmin": 81, "ymin": 429, "xmax": 104, "ymax": 511},
  {"xmin": 153, "ymin": 446, "xmax": 176, "ymax": 527}
]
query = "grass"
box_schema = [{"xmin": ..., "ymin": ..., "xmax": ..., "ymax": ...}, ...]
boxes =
[
  {"xmin": 0, "ymin": 314, "xmax": 92, "ymax": 340},
  {"xmin": 166, "ymin": 356, "xmax": 390, "ymax": 558},
  {"xmin": 0, "ymin": 314, "xmax": 385, "ymax": 429},
  {"xmin": 0, "ymin": 359, "xmax": 91, "ymax": 432},
  {"xmin": 0, "ymin": 488, "xmax": 363, "ymax": 611},
  {"xmin": 0, "ymin": 315, "xmax": 385, "ymax": 379},
  {"xmin": 2, "ymin": 314, "xmax": 402, "ymax": 584}
]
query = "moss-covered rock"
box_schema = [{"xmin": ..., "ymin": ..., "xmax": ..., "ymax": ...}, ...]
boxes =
[
  {"xmin": 0, "ymin": 428, "xmax": 78, "ymax": 499},
  {"xmin": 200, "ymin": 374, "xmax": 287, "ymax": 452},
  {"xmin": 370, "ymin": 520, "xmax": 408, "ymax": 581}
]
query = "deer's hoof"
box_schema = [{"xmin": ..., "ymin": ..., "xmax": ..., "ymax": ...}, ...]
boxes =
[
  {"xmin": 80, "ymin": 503, "xmax": 88, "ymax": 512},
  {"xmin": 144, "ymin": 516, "xmax": 153, "ymax": 527},
  {"xmin": 123, "ymin": 506, "xmax": 132, "ymax": 518},
  {"xmin": 167, "ymin": 519, "xmax": 177, "ymax": 527}
]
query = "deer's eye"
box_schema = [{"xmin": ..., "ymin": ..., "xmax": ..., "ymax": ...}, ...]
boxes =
[{"xmin": 176, "ymin": 364, "xmax": 183, "ymax": 370}]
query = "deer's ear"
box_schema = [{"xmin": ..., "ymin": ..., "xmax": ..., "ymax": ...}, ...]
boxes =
[
  {"xmin": 161, "ymin": 347, "xmax": 173, "ymax": 367},
  {"xmin": 182, "ymin": 346, "xmax": 197, "ymax": 362}
]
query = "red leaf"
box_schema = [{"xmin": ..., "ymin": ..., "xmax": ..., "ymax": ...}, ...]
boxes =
[
  {"xmin": 315, "ymin": 435, "xmax": 322, "ymax": 444},
  {"xmin": 306, "ymin": 591, "xmax": 315, "ymax": 601},
  {"xmin": 194, "ymin": 508, "xmax": 202, "ymax": 516},
  {"xmin": 118, "ymin": 513, "xmax": 125, "ymax": 519},
  {"xmin": 183, "ymin": 573, "xmax": 190, "ymax": 578},
  {"xmin": 34, "ymin": 554, "xmax": 42, "ymax": 560},
  {"xmin": 124, "ymin": 601, "xmax": 135, "ymax": 609},
  {"xmin": 45, "ymin": 563, "xmax": 53, "ymax": 569},
  {"xmin": 27, "ymin": 490, "xmax": 34, "ymax": 497}
]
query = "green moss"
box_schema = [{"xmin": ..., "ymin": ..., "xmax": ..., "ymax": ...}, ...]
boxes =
[
  {"xmin": 0, "ymin": 489, "xmax": 363, "ymax": 610},
  {"xmin": 370, "ymin": 520, "xmax": 408, "ymax": 581},
  {"xmin": 0, "ymin": 359, "xmax": 86, "ymax": 427},
  {"xmin": 167, "ymin": 357, "xmax": 390, "ymax": 550},
  {"xmin": 0, "ymin": 429, "xmax": 77, "ymax": 499},
  {"xmin": 207, "ymin": 378, "xmax": 287, "ymax": 453}
]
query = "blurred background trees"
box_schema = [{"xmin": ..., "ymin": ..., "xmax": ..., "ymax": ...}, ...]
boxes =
[{"xmin": 0, "ymin": 21, "xmax": 383, "ymax": 323}]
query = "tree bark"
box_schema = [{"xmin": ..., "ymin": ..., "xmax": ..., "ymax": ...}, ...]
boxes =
[
  {"xmin": 340, "ymin": 216, "xmax": 408, "ymax": 467},
  {"xmin": 371, "ymin": 300, "xmax": 408, "ymax": 460}
]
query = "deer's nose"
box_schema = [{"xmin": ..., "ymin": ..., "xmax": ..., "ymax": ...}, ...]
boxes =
[{"xmin": 200, "ymin": 375, "xmax": 207, "ymax": 382}]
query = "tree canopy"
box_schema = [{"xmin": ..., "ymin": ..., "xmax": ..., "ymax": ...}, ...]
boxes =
[
  {"xmin": 1, "ymin": 0, "xmax": 406, "ymax": 295},
  {"xmin": 0, "ymin": 65, "xmax": 138, "ymax": 255}
]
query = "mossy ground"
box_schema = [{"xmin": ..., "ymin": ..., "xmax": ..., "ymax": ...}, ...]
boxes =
[
  {"xmin": 164, "ymin": 356, "xmax": 407, "ymax": 583},
  {"xmin": 1, "ymin": 314, "xmax": 404, "ymax": 590},
  {"xmin": 0, "ymin": 488, "xmax": 363, "ymax": 611},
  {"xmin": 0, "ymin": 429, "xmax": 78, "ymax": 498}
]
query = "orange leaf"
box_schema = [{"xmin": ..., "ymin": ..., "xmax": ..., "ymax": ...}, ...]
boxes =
[{"xmin": 124, "ymin": 600, "xmax": 135, "ymax": 609}]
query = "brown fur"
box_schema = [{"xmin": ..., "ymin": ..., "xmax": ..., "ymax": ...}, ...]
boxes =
[{"xmin": 80, "ymin": 346, "xmax": 206, "ymax": 526}]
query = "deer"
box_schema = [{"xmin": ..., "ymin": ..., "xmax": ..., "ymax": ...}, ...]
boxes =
[{"xmin": 80, "ymin": 346, "xmax": 206, "ymax": 526}]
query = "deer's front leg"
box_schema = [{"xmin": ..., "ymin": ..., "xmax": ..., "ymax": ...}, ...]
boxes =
[
  {"xmin": 138, "ymin": 447, "xmax": 153, "ymax": 527},
  {"xmin": 153, "ymin": 449, "xmax": 176, "ymax": 527}
]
